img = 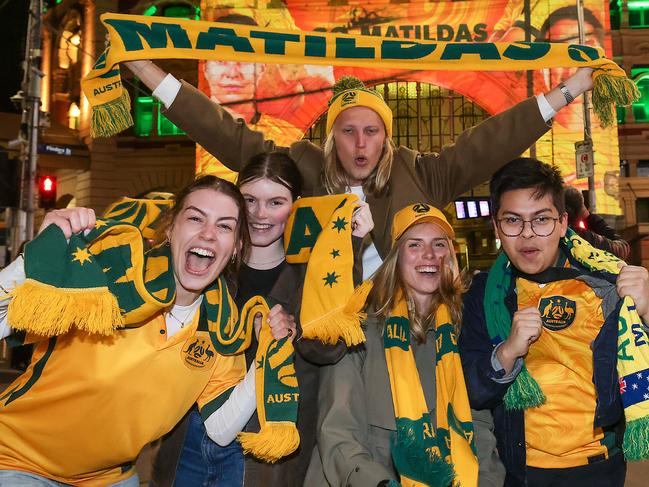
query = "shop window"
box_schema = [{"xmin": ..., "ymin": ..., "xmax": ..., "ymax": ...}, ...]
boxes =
[
  {"xmin": 133, "ymin": 2, "xmax": 196, "ymax": 137},
  {"xmin": 636, "ymin": 197, "xmax": 649, "ymax": 222},
  {"xmin": 133, "ymin": 95, "xmax": 185, "ymax": 137},
  {"xmin": 631, "ymin": 68, "xmax": 649, "ymax": 122},
  {"xmin": 610, "ymin": 0, "xmax": 621, "ymax": 29},
  {"xmin": 637, "ymin": 160, "xmax": 649, "ymax": 177},
  {"xmin": 143, "ymin": 2, "xmax": 199, "ymax": 20},
  {"xmin": 629, "ymin": 0, "xmax": 649, "ymax": 28}
]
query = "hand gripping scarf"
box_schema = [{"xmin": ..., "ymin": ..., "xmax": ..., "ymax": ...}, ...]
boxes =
[
  {"xmin": 283, "ymin": 194, "xmax": 367, "ymax": 346},
  {"xmin": 81, "ymin": 13, "xmax": 639, "ymax": 138},
  {"xmin": 349, "ymin": 282, "xmax": 477, "ymax": 487},
  {"xmin": 238, "ymin": 297, "xmax": 300, "ymax": 462},
  {"xmin": 7, "ymin": 217, "xmax": 301, "ymax": 462},
  {"xmin": 484, "ymin": 229, "xmax": 649, "ymax": 461}
]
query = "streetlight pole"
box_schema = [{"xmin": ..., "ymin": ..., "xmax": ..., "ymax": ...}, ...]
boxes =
[
  {"xmin": 14, "ymin": 0, "xmax": 43, "ymax": 253},
  {"xmin": 577, "ymin": 0, "xmax": 597, "ymax": 212}
]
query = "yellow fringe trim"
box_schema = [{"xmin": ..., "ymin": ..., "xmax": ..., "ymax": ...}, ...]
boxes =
[
  {"xmin": 238, "ymin": 422, "xmax": 300, "ymax": 463},
  {"xmin": 90, "ymin": 90, "xmax": 134, "ymax": 138},
  {"xmin": 301, "ymin": 280, "xmax": 373, "ymax": 346},
  {"xmin": 8, "ymin": 279, "xmax": 124, "ymax": 336},
  {"xmin": 592, "ymin": 71, "xmax": 641, "ymax": 128}
]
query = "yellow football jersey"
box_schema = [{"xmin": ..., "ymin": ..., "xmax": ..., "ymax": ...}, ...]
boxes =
[
  {"xmin": 0, "ymin": 312, "xmax": 245, "ymax": 486},
  {"xmin": 517, "ymin": 276, "xmax": 612, "ymax": 468}
]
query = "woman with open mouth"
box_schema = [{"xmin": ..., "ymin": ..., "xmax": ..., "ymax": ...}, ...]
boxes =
[
  {"xmin": 0, "ymin": 175, "xmax": 292, "ymax": 487},
  {"xmin": 305, "ymin": 203, "xmax": 504, "ymax": 487},
  {"xmin": 154, "ymin": 151, "xmax": 373, "ymax": 487}
]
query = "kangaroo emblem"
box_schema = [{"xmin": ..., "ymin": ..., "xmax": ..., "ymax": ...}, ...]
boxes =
[{"xmin": 538, "ymin": 296, "xmax": 577, "ymax": 331}]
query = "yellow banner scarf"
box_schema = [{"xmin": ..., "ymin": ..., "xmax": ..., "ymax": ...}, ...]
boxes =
[
  {"xmin": 485, "ymin": 229, "xmax": 649, "ymax": 461},
  {"xmin": 81, "ymin": 13, "xmax": 638, "ymax": 138},
  {"xmin": 238, "ymin": 297, "xmax": 300, "ymax": 462},
  {"xmin": 283, "ymin": 194, "xmax": 366, "ymax": 346},
  {"xmin": 349, "ymin": 283, "xmax": 477, "ymax": 487}
]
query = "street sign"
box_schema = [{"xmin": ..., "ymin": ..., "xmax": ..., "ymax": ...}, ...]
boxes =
[{"xmin": 575, "ymin": 140, "xmax": 594, "ymax": 179}]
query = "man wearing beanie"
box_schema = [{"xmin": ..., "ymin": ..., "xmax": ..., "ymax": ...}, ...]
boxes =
[{"xmin": 126, "ymin": 60, "xmax": 593, "ymax": 281}]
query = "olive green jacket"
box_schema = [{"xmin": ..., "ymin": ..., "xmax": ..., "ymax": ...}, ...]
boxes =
[
  {"xmin": 165, "ymin": 83, "xmax": 549, "ymax": 259},
  {"xmin": 303, "ymin": 314, "xmax": 505, "ymax": 487}
]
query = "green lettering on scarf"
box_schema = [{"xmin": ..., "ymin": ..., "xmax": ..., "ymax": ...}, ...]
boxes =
[
  {"xmin": 440, "ymin": 42, "xmax": 500, "ymax": 60},
  {"xmin": 335, "ymin": 37, "xmax": 374, "ymax": 59},
  {"xmin": 502, "ymin": 42, "xmax": 551, "ymax": 61},
  {"xmin": 285, "ymin": 206, "xmax": 322, "ymax": 257},
  {"xmin": 250, "ymin": 31, "xmax": 300, "ymax": 55},
  {"xmin": 305, "ymin": 35, "xmax": 326, "ymax": 57},
  {"xmin": 381, "ymin": 40, "xmax": 437, "ymax": 60},
  {"xmin": 196, "ymin": 27, "xmax": 254, "ymax": 53},
  {"xmin": 384, "ymin": 316, "xmax": 410, "ymax": 351},
  {"xmin": 104, "ymin": 20, "xmax": 191, "ymax": 51},
  {"xmin": 435, "ymin": 322, "xmax": 458, "ymax": 362},
  {"xmin": 568, "ymin": 44, "xmax": 601, "ymax": 62},
  {"xmin": 618, "ymin": 315, "xmax": 635, "ymax": 361}
]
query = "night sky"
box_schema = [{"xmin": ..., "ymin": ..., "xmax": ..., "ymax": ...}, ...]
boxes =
[{"xmin": 0, "ymin": 1, "xmax": 29, "ymax": 114}]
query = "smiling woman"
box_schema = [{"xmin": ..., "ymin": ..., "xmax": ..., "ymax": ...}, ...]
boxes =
[
  {"xmin": 305, "ymin": 203, "xmax": 504, "ymax": 487},
  {"xmin": 0, "ymin": 175, "xmax": 256, "ymax": 487}
]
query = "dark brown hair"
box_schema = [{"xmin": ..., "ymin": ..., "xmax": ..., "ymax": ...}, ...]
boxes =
[{"xmin": 236, "ymin": 151, "xmax": 302, "ymax": 201}]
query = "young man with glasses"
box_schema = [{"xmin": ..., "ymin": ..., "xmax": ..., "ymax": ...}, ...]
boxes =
[{"xmin": 459, "ymin": 157, "xmax": 649, "ymax": 487}]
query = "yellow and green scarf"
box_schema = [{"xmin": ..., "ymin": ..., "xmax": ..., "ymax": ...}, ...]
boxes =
[
  {"xmin": 7, "ymin": 201, "xmax": 299, "ymax": 462},
  {"xmin": 283, "ymin": 194, "xmax": 366, "ymax": 346},
  {"xmin": 81, "ymin": 13, "xmax": 639, "ymax": 138},
  {"xmin": 238, "ymin": 297, "xmax": 300, "ymax": 462},
  {"xmin": 104, "ymin": 193, "xmax": 174, "ymax": 240},
  {"xmin": 350, "ymin": 283, "xmax": 477, "ymax": 487},
  {"xmin": 484, "ymin": 229, "xmax": 649, "ymax": 461}
]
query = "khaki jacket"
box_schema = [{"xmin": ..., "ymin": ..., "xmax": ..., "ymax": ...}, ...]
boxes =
[
  {"xmin": 165, "ymin": 83, "xmax": 549, "ymax": 259},
  {"xmin": 304, "ymin": 314, "xmax": 505, "ymax": 487}
]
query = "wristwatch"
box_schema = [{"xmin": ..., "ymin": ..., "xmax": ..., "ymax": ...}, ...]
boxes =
[{"xmin": 559, "ymin": 83, "xmax": 575, "ymax": 104}]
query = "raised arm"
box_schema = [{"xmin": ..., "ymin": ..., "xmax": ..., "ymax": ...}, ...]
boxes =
[
  {"xmin": 416, "ymin": 67, "xmax": 594, "ymax": 206},
  {"xmin": 124, "ymin": 61, "xmax": 286, "ymax": 171}
]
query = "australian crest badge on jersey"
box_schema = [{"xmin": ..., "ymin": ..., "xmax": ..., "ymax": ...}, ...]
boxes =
[
  {"xmin": 181, "ymin": 333, "xmax": 216, "ymax": 369},
  {"xmin": 539, "ymin": 296, "xmax": 577, "ymax": 331}
]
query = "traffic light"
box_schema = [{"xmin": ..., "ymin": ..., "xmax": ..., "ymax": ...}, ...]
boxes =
[{"xmin": 38, "ymin": 175, "xmax": 57, "ymax": 209}]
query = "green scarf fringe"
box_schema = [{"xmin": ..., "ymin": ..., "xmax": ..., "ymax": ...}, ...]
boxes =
[
  {"xmin": 592, "ymin": 72, "xmax": 641, "ymax": 128},
  {"xmin": 391, "ymin": 423, "xmax": 456, "ymax": 487},
  {"xmin": 91, "ymin": 90, "xmax": 134, "ymax": 138},
  {"xmin": 503, "ymin": 367, "xmax": 546, "ymax": 411},
  {"xmin": 623, "ymin": 416, "xmax": 649, "ymax": 461}
]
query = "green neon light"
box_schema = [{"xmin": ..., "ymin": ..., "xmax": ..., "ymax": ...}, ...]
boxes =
[
  {"xmin": 143, "ymin": 5, "xmax": 157, "ymax": 16},
  {"xmin": 628, "ymin": 0, "xmax": 649, "ymax": 10}
]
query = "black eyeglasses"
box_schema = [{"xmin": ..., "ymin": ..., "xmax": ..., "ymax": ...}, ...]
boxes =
[{"xmin": 497, "ymin": 216, "xmax": 560, "ymax": 237}]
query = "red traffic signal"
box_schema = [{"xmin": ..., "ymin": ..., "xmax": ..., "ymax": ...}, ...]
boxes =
[{"xmin": 38, "ymin": 175, "xmax": 57, "ymax": 209}]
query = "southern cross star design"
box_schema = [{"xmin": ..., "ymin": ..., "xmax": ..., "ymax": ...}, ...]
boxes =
[
  {"xmin": 71, "ymin": 247, "xmax": 93, "ymax": 266},
  {"xmin": 94, "ymin": 219, "xmax": 108, "ymax": 229},
  {"xmin": 621, "ymin": 368, "xmax": 649, "ymax": 407},
  {"xmin": 330, "ymin": 249, "xmax": 341, "ymax": 259},
  {"xmin": 323, "ymin": 271, "xmax": 340, "ymax": 287},
  {"xmin": 331, "ymin": 217, "xmax": 348, "ymax": 233}
]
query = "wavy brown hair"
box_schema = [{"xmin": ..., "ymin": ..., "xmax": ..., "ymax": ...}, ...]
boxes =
[{"xmin": 366, "ymin": 230, "xmax": 465, "ymax": 343}]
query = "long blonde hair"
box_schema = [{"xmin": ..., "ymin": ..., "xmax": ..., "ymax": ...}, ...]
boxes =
[
  {"xmin": 366, "ymin": 232, "xmax": 465, "ymax": 343},
  {"xmin": 322, "ymin": 134, "xmax": 394, "ymax": 196}
]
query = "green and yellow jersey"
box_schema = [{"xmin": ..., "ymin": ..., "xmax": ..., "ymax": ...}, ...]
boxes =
[
  {"xmin": 0, "ymin": 312, "xmax": 245, "ymax": 486},
  {"xmin": 517, "ymin": 276, "xmax": 615, "ymax": 468}
]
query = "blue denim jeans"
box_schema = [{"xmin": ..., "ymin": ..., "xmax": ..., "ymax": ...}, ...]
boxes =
[
  {"xmin": 0, "ymin": 470, "xmax": 139, "ymax": 486},
  {"xmin": 174, "ymin": 409, "xmax": 244, "ymax": 487}
]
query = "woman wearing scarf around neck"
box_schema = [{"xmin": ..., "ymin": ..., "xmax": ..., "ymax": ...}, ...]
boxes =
[
  {"xmin": 0, "ymin": 175, "xmax": 294, "ymax": 487},
  {"xmin": 152, "ymin": 152, "xmax": 371, "ymax": 486},
  {"xmin": 305, "ymin": 203, "xmax": 503, "ymax": 487}
]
